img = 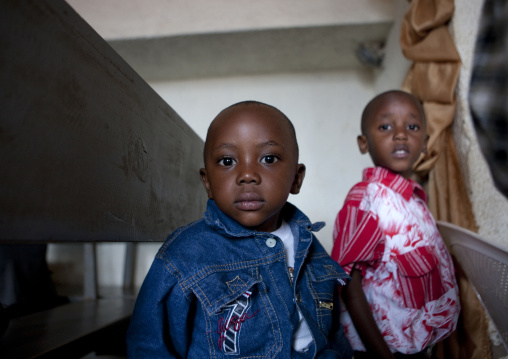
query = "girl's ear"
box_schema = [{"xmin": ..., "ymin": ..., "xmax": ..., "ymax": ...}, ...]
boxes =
[
  {"xmin": 199, "ymin": 168, "xmax": 213, "ymax": 199},
  {"xmin": 290, "ymin": 164, "xmax": 306, "ymax": 194},
  {"xmin": 357, "ymin": 135, "xmax": 369, "ymax": 154}
]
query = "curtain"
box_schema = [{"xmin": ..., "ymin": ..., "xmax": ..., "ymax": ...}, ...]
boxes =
[{"xmin": 400, "ymin": 1, "xmax": 491, "ymax": 358}]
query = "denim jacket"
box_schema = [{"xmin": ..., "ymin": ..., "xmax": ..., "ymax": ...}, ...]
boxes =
[{"xmin": 127, "ymin": 200, "xmax": 352, "ymax": 359}]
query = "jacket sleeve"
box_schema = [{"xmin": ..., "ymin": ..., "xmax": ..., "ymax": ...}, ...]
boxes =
[
  {"xmin": 330, "ymin": 183, "xmax": 385, "ymax": 275},
  {"xmin": 126, "ymin": 257, "xmax": 190, "ymax": 358},
  {"xmin": 328, "ymin": 279, "xmax": 354, "ymax": 359}
]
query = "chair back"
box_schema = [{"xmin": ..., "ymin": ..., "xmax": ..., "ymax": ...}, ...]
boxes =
[{"xmin": 437, "ymin": 220, "xmax": 508, "ymax": 352}]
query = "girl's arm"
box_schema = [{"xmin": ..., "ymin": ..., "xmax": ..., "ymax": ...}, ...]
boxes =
[{"xmin": 341, "ymin": 268, "xmax": 396, "ymax": 359}]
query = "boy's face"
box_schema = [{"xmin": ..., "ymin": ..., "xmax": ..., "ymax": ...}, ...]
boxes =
[
  {"xmin": 357, "ymin": 93, "xmax": 429, "ymax": 178},
  {"xmin": 200, "ymin": 104, "xmax": 305, "ymax": 233}
]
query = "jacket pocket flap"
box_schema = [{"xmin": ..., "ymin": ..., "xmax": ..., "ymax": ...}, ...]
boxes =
[
  {"xmin": 190, "ymin": 273, "xmax": 261, "ymax": 315},
  {"xmin": 394, "ymin": 246, "xmax": 439, "ymax": 278},
  {"xmin": 307, "ymin": 260, "xmax": 347, "ymax": 283}
]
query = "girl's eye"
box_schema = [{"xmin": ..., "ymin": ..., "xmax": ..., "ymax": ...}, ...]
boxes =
[
  {"xmin": 379, "ymin": 124, "xmax": 391, "ymax": 131},
  {"xmin": 408, "ymin": 124, "xmax": 420, "ymax": 131},
  {"xmin": 218, "ymin": 157, "xmax": 236, "ymax": 167},
  {"xmin": 261, "ymin": 155, "xmax": 278, "ymax": 164}
]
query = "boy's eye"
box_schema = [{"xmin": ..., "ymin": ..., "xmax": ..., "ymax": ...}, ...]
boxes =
[
  {"xmin": 261, "ymin": 155, "xmax": 278, "ymax": 164},
  {"xmin": 407, "ymin": 124, "xmax": 420, "ymax": 131},
  {"xmin": 379, "ymin": 124, "xmax": 391, "ymax": 131},
  {"xmin": 218, "ymin": 157, "xmax": 236, "ymax": 167}
]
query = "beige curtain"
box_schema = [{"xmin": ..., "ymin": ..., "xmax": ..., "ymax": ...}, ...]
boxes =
[{"xmin": 400, "ymin": 1, "xmax": 491, "ymax": 358}]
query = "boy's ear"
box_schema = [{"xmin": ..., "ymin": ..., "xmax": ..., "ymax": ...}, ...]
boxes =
[
  {"xmin": 357, "ymin": 135, "xmax": 369, "ymax": 154},
  {"xmin": 199, "ymin": 168, "xmax": 213, "ymax": 199},
  {"xmin": 290, "ymin": 164, "xmax": 306, "ymax": 194}
]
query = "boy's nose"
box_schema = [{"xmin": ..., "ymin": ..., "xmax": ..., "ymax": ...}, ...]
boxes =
[
  {"xmin": 237, "ymin": 163, "xmax": 260, "ymax": 184},
  {"xmin": 393, "ymin": 127, "xmax": 408, "ymax": 141}
]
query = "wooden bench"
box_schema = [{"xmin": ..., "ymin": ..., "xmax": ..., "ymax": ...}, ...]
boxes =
[
  {"xmin": 0, "ymin": 299, "xmax": 135, "ymax": 358},
  {"xmin": 0, "ymin": 0, "xmax": 206, "ymax": 357}
]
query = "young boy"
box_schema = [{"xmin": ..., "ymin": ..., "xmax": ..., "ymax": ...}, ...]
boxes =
[
  {"xmin": 331, "ymin": 90, "xmax": 460, "ymax": 358},
  {"xmin": 127, "ymin": 101, "xmax": 353, "ymax": 358}
]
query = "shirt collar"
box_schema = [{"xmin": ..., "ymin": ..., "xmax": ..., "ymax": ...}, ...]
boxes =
[
  {"xmin": 362, "ymin": 167, "xmax": 427, "ymax": 202},
  {"xmin": 203, "ymin": 199, "xmax": 322, "ymax": 238}
]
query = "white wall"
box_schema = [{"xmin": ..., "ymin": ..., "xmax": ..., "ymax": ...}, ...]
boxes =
[
  {"xmin": 45, "ymin": 70, "xmax": 374, "ymax": 288},
  {"xmin": 48, "ymin": 0, "xmax": 413, "ymax": 289},
  {"xmin": 100, "ymin": 0, "xmax": 508, "ymax": 290},
  {"xmin": 67, "ymin": 0, "xmax": 394, "ymax": 39},
  {"xmin": 145, "ymin": 0, "xmax": 412, "ymax": 257},
  {"xmin": 133, "ymin": 0, "xmax": 411, "ymax": 288},
  {"xmin": 151, "ymin": 71, "xmax": 376, "ymax": 252},
  {"xmin": 49, "ymin": 70, "xmax": 376, "ymax": 288},
  {"xmin": 374, "ymin": 0, "xmax": 411, "ymax": 92}
]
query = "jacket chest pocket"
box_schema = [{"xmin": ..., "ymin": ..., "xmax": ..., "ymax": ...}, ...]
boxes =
[
  {"xmin": 189, "ymin": 271, "xmax": 282, "ymax": 358},
  {"xmin": 394, "ymin": 246, "xmax": 446, "ymax": 309}
]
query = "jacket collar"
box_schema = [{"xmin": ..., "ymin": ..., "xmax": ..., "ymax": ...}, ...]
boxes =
[
  {"xmin": 362, "ymin": 167, "xmax": 427, "ymax": 202},
  {"xmin": 203, "ymin": 199, "xmax": 323, "ymax": 238}
]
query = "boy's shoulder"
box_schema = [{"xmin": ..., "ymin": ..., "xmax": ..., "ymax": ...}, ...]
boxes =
[
  {"xmin": 153, "ymin": 218, "xmax": 233, "ymax": 280},
  {"xmin": 343, "ymin": 167, "xmax": 384, "ymax": 203},
  {"xmin": 158, "ymin": 217, "xmax": 218, "ymax": 253},
  {"xmin": 345, "ymin": 167, "xmax": 425, "ymax": 204},
  {"xmin": 344, "ymin": 180, "xmax": 371, "ymax": 204}
]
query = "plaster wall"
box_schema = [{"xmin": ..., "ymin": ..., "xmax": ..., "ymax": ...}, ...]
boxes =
[
  {"xmin": 84, "ymin": 1, "xmax": 410, "ymax": 289},
  {"xmin": 143, "ymin": 0, "xmax": 412, "ymax": 258},
  {"xmin": 451, "ymin": 0, "xmax": 508, "ymax": 247},
  {"xmin": 118, "ymin": 0, "xmax": 508, "ymax": 290},
  {"xmin": 50, "ymin": 70, "xmax": 377, "ymax": 288},
  {"xmin": 151, "ymin": 71, "xmax": 375, "ymax": 252},
  {"xmin": 48, "ymin": 0, "xmax": 411, "ymax": 288},
  {"xmin": 67, "ymin": 0, "xmax": 394, "ymax": 39}
]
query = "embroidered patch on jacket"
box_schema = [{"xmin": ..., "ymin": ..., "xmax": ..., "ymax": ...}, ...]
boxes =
[
  {"xmin": 226, "ymin": 276, "xmax": 247, "ymax": 294},
  {"xmin": 214, "ymin": 290, "xmax": 259, "ymax": 355},
  {"xmin": 324, "ymin": 265, "xmax": 347, "ymax": 285},
  {"xmin": 324, "ymin": 264, "xmax": 340, "ymax": 276}
]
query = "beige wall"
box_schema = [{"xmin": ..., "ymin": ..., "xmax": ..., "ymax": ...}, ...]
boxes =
[
  {"xmin": 49, "ymin": 0, "xmax": 508, "ymax": 289},
  {"xmin": 67, "ymin": 0, "xmax": 394, "ymax": 39},
  {"xmin": 49, "ymin": 0, "xmax": 412, "ymax": 288},
  {"xmin": 151, "ymin": 71, "xmax": 375, "ymax": 252},
  {"xmin": 145, "ymin": 0, "xmax": 412, "ymax": 257},
  {"xmin": 451, "ymin": 0, "xmax": 508, "ymax": 248},
  {"xmin": 49, "ymin": 69, "xmax": 378, "ymax": 288}
]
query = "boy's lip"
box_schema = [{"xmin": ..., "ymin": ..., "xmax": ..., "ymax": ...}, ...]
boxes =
[
  {"xmin": 235, "ymin": 192, "xmax": 264, "ymax": 211},
  {"xmin": 392, "ymin": 145, "xmax": 409, "ymax": 158}
]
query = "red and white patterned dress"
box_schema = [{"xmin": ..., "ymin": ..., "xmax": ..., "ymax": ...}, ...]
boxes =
[{"xmin": 331, "ymin": 167, "xmax": 460, "ymax": 354}]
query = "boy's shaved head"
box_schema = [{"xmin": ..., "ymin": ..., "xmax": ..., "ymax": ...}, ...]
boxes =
[
  {"xmin": 357, "ymin": 89, "xmax": 429, "ymax": 178},
  {"xmin": 204, "ymin": 101, "xmax": 299, "ymax": 163},
  {"xmin": 200, "ymin": 100, "xmax": 305, "ymax": 232},
  {"xmin": 360, "ymin": 90, "xmax": 426, "ymax": 134}
]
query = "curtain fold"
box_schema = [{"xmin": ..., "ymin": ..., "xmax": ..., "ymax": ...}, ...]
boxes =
[{"xmin": 400, "ymin": 1, "xmax": 490, "ymax": 358}]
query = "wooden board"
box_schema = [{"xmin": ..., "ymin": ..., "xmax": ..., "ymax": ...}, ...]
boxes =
[
  {"xmin": 0, "ymin": 299, "xmax": 135, "ymax": 358},
  {"xmin": 0, "ymin": 0, "xmax": 207, "ymax": 242}
]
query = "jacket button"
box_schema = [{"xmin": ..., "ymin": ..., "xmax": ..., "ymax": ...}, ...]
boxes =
[{"xmin": 265, "ymin": 237, "xmax": 276, "ymax": 248}]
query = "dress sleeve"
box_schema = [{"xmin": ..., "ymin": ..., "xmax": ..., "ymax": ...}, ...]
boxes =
[{"xmin": 331, "ymin": 183, "xmax": 385, "ymax": 275}]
